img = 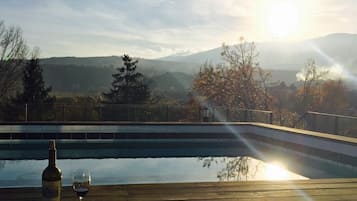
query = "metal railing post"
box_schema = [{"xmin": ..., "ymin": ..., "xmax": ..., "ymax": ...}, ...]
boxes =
[
  {"xmin": 166, "ymin": 105, "xmax": 169, "ymax": 121},
  {"xmin": 62, "ymin": 104, "xmax": 65, "ymax": 121},
  {"xmin": 126, "ymin": 104, "xmax": 129, "ymax": 121},
  {"xmin": 25, "ymin": 103, "xmax": 28, "ymax": 122},
  {"xmin": 269, "ymin": 112, "xmax": 273, "ymax": 124},
  {"xmin": 244, "ymin": 109, "xmax": 248, "ymax": 122},
  {"xmin": 212, "ymin": 107, "xmax": 215, "ymax": 121},
  {"xmin": 226, "ymin": 107, "xmax": 229, "ymax": 122},
  {"xmin": 98, "ymin": 105, "xmax": 102, "ymax": 121},
  {"xmin": 311, "ymin": 112, "xmax": 317, "ymax": 131},
  {"xmin": 334, "ymin": 116, "xmax": 339, "ymax": 134},
  {"xmin": 133, "ymin": 104, "xmax": 136, "ymax": 121}
]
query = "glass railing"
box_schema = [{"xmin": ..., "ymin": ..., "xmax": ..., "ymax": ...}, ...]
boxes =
[
  {"xmin": 0, "ymin": 103, "xmax": 273, "ymax": 124},
  {"xmin": 293, "ymin": 111, "xmax": 357, "ymax": 138}
]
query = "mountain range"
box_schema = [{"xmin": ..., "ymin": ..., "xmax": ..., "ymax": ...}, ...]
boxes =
[
  {"xmin": 40, "ymin": 33, "xmax": 357, "ymax": 96},
  {"xmin": 160, "ymin": 33, "xmax": 357, "ymax": 74}
]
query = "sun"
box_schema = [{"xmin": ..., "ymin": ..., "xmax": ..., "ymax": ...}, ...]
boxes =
[{"xmin": 266, "ymin": 2, "xmax": 300, "ymax": 38}]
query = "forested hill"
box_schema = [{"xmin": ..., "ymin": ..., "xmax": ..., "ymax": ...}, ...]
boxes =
[
  {"xmin": 40, "ymin": 56, "xmax": 298, "ymax": 97},
  {"xmin": 40, "ymin": 56, "xmax": 198, "ymax": 97},
  {"xmin": 40, "ymin": 56, "xmax": 200, "ymax": 75}
]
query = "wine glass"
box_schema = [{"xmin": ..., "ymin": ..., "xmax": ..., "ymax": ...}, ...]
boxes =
[{"xmin": 72, "ymin": 170, "xmax": 91, "ymax": 200}]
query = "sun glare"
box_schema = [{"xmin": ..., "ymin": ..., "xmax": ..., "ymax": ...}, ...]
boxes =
[
  {"xmin": 265, "ymin": 162, "xmax": 290, "ymax": 180},
  {"xmin": 266, "ymin": 2, "xmax": 300, "ymax": 39}
]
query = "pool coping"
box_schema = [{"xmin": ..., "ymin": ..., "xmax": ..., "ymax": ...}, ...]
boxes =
[{"xmin": 0, "ymin": 121, "xmax": 355, "ymax": 143}]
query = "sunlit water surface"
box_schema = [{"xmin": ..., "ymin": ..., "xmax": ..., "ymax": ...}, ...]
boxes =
[{"xmin": 0, "ymin": 157, "xmax": 307, "ymax": 187}]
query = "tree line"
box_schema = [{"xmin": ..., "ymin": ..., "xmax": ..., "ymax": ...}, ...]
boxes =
[{"xmin": 191, "ymin": 38, "xmax": 355, "ymax": 126}]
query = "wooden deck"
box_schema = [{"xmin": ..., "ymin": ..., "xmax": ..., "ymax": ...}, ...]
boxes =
[{"xmin": 2, "ymin": 178, "xmax": 357, "ymax": 201}]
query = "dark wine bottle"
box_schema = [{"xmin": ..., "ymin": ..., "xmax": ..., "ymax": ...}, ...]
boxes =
[{"xmin": 42, "ymin": 140, "xmax": 62, "ymax": 201}]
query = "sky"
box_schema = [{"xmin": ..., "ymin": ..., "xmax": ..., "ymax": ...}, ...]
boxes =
[{"xmin": 1, "ymin": 0, "xmax": 357, "ymax": 59}]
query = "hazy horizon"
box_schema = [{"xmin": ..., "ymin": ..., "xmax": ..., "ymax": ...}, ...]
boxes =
[{"xmin": 35, "ymin": 32, "xmax": 357, "ymax": 60}]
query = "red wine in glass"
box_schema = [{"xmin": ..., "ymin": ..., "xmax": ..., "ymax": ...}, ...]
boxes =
[{"xmin": 72, "ymin": 171, "xmax": 91, "ymax": 200}]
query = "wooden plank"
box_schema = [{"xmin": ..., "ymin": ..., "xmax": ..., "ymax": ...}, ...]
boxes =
[
  {"xmin": 1, "ymin": 179, "xmax": 357, "ymax": 201},
  {"xmin": 126, "ymin": 183, "xmax": 357, "ymax": 196},
  {"xmin": 126, "ymin": 188, "xmax": 357, "ymax": 200},
  {"xmin": 166, "ymin": 194, "xmax": 357, "ymax": 201},
  {"xmin": 125, "ymin": 179, "xmax": 357, "ymax": 196}
]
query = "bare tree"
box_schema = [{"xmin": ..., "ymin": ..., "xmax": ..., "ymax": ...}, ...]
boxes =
[
  {"xmin": 192, "ymin": 38, "xmax": 272, "ymax": 115},
  {"xmin": 257, "ymin": 67, "xmax": 273, "ymax": 110},
  {"xmin": 221, "ymin": 38, "xmax": 271, "ymax": 109},
  {"xmin": 295, "ymin": 59, "xmax": 328, "ymax": 113},
  {"xmin": 0, "ymin": 20, "xmax": 28, "ymax": 101},
  {"xmin": 198, "ymin": 37, "xmax": 270, "ymax": 110}
]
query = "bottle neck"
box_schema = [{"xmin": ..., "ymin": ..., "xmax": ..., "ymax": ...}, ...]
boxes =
[{"xmin": 48, "ymin": 149, "xmax": 56, "ymax": 167}]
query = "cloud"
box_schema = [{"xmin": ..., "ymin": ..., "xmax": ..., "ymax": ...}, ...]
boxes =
[
  {"xmin": 2, "ymin": 0, "xmax": 357, "ymax": 58},
  {"xmin": 0, "ymin": 0, "xmax": 255, "ymax": 58}
]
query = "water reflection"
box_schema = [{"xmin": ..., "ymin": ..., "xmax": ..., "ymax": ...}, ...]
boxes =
[
  {"xmin": 200, "ymin": 157, "xmax": 308, "ymax": 181},
  {"xmin": 200, "ymin": 157, "xmax": 259, "ymax": 181}
]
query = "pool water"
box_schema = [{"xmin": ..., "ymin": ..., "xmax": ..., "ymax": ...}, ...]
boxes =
[
  {"xmin": 0, "ymin": 139, "xmax": 356, "ymax": 188},
  {"xmin": 0, "ymin": 157, "xmax": 307, "ymax": 187}
]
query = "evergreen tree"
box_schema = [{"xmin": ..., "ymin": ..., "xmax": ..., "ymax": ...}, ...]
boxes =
[
  {"xmin": 18, "ymin": 58, "xmax": 55, "ymax": 104},
  {"xmin": 4, "ymin": 57, "xmax": 55, "ymax": 121},
  {"xmin": 103, "ymin": 54, "xmax": 150, "ymax": 104}
]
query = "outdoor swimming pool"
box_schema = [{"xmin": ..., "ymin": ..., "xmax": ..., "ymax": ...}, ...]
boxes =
[{"xmin": 0, "ymin": 139, "xmax": 356, "ymax": 188}]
